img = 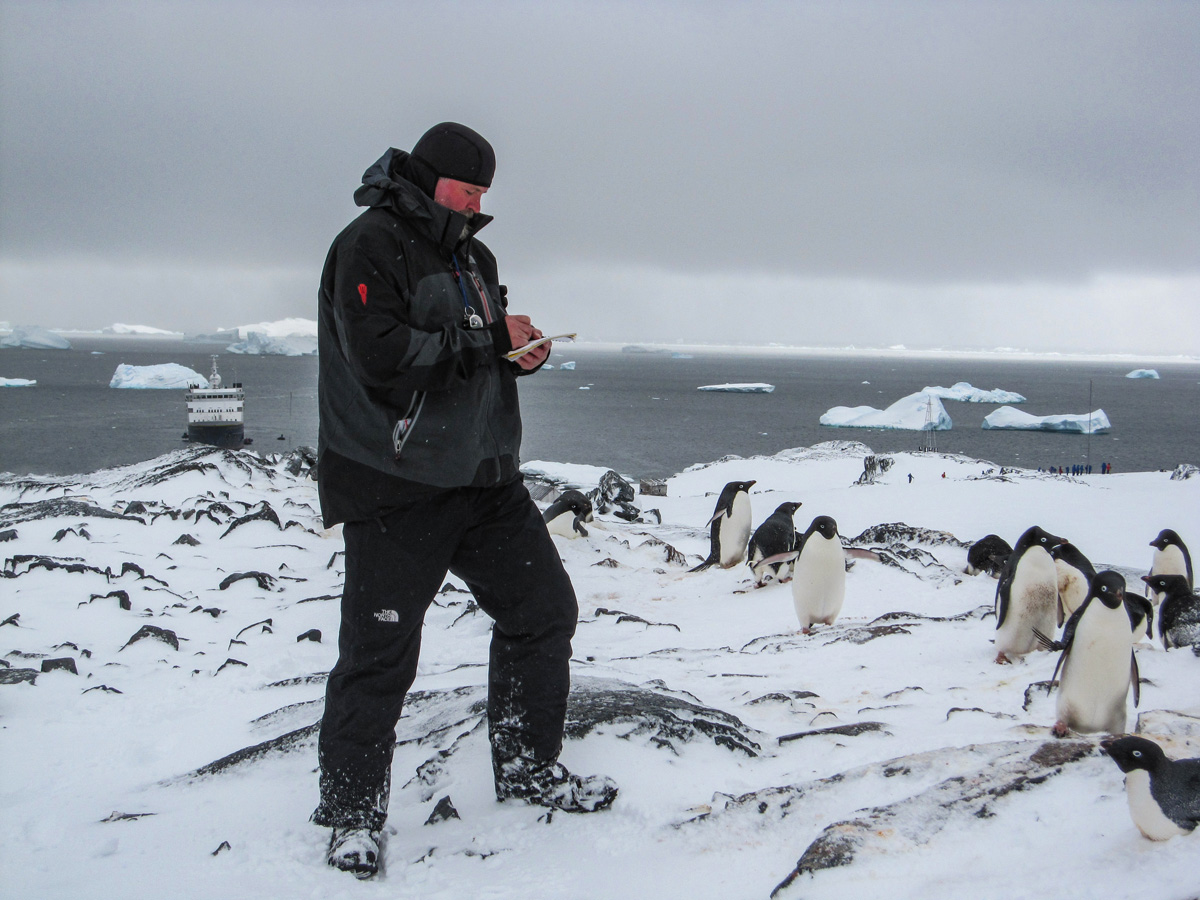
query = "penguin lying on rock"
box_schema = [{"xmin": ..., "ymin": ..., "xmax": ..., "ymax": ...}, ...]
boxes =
[
  {"xmin": 965, "ymin": 534, "xmax": 1011, "ymax": 578},
  {"xmin": 1035, "ymin": 571, "xmax": 1138, "ymax": 737},
  {"xmin": 994, "ymin": 525, "xmax": 1065, "ymax": 664},
  {"xmin": 689, "ymin": 481, "xmax": 755, "ymax": 572},
  {"xmin": 746, "ymin": 501, "xmax": 802, "ymax": 587},
  {"xmin": 543, "ymin": 490, "xmax": 594, "ymax": 539},
  {"xmin": 1143, "ymin": 574, "xmax": 1200, "ymax": 650},
  {"xmin": 1101, "ymin": 735, "xmax": 1200, "ymax": 840}
]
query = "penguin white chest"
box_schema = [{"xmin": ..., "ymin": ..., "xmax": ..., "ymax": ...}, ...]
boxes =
[
  {"xmin": 717, "ymin": 493, "xmax": 752, "ymax": 567},
  {"xmin": 1149, "ymin": 546, "xmax": 1189, "ymax": 603},
  {"xmin": 792, "ymin": 536, "xmax": 846, "ymax": 629},
  {"xmin": 1057, "ymin": 602, "xmax": 1132, "ymax": 733},
  {"xmin": 997, "ymin": 548, "xmax": 1058, "ymax": 657},
  {"xmin": 1055, "ymin": 562, "xmax": 1089, "ymax": 617},
  {"xmin": 1125, "ymin": 770, "xmax": 1187, "ymax": 841}
]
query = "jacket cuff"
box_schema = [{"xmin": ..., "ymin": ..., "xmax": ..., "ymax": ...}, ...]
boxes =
[{"xmin": 489, "ymin": 317, "xmax": 514, "ymax": 356}]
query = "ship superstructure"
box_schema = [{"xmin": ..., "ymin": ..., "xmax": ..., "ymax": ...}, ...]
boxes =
[{"xmin": 185, "ymin": 355, "xmax": 245, "ymax": 448}]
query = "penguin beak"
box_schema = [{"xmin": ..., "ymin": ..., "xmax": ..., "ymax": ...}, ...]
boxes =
[{"xmin": 1140, "ymin": 575, "xmax": 1153, "ymax": 586}]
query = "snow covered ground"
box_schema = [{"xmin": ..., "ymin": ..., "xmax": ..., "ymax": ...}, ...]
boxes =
[{"xmin": 1, "ymin": 442, "xmax": 1197, "ymax": 900}]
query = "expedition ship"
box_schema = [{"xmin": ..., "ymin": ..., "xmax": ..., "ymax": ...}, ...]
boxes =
[{"xmin": 185, "ymin": 356, "xmax": 246, "ymax": 448}]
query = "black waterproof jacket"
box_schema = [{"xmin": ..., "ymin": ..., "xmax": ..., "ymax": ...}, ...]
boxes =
[{"xmin": 317, "ymin": 149, "xmax": 535, "ymax": 525}]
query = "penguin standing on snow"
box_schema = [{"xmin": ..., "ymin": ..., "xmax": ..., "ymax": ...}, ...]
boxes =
[
  {"xmin": 746, "ymin": 501, "xmax": 803, "ymax": 587},
  {"xmin": 994, "ymin": 525, "xmax": 1066, "ymax": 664},
  {"xmin": 1148, "ymin": 529, "xmax": 1193, "ymax": 603},
  {"xmin": 689, "ymin": 480, "xmax": 755, "ymax": 572},
  {"xmin": 1143, "ymin": 574, "xmax": 1200, "ymax": 650},
  {"xmin": 1051, "ymin": 541, "xmax": 1095, "ymax": 625},
  {"xmin": 1042, "ymin": 570, "xmax": 1138, "ymax": 737},
  {"xmin": 543, "ymin": 490, "xmax": 594, "ymax": 539},
  {"xmin": 1100, "ymin": 736, "xmax": 1200, "ymax": 841},
  {"xmin": 791, "ymin": 515, "xmax": 845, "ymax": 634}
]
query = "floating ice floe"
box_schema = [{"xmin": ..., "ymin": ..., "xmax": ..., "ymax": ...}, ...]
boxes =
[
  {"xmin": 1125, "ymin": 369, "xmax": 1160, "ymax": 379},
  {"xmin": 229, "ymin": 317, "xmax": 318, "ymax": 339},
  {"xmin": 981, "ymin": 407, "xmax": 1111, "ymax": 433},
  {"xmin": 0, "ymin": 377, "xmax": 36, "ymax": 387},
  {"xmin": 921, "ymin": 382, "xmax": 1026, "ymax": 403},
  {"xmin": 559, "ymin": 361, "xmax": 576, "ymax": 370},
  {"xmin": 226, "ymin": 332, "xmax": 318, "ymax": 356},
  {"xmin": 697, "ymin": 383, "xmax": 775, "ymax": 393},
  {"xmin": 102, "ymin": 323, "xmax": 183, "ymax": 336},
  {"xmin": 821, "ymin": 391, "xmax": 952, "ymax": 430},
  {"xmin": 109, "ymin": 363, "xmax": 209, "ymax": 389},
  {"xmin": 0, "ymin": 326, "xmax": 71, "ymax": 350}
]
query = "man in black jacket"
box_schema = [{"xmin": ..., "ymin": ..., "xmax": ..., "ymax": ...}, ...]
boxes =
[{"xmin": 313, "ymin": 123, "xmax": 617, "ymax": 878}]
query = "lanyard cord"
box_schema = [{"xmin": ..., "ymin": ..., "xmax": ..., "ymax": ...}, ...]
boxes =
[{"xmin": 451, "ymin": 253, "xmax": 473, "ymax": 314}]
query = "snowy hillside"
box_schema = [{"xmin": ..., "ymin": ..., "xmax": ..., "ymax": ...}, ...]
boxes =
[{"xmin": 1, "ymin": 443, "xmax": 1197, "ymax": 899}]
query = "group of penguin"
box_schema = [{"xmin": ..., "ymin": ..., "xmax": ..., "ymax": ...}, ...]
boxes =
[
  {"xmin": 688, "ymin": 480, "xmax": 849, "ymax": 634},
  {"xmin": 545, "ymin": 481, "xmax": 1200, "ymax": 839}
]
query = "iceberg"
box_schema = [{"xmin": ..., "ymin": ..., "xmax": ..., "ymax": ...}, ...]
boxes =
[
  {"xmin": 0, "ymin": 325, "xmax": 71, "ymax": 350},
  {"xmin": 109, "ymin": 363, "xmax": 209, "ymax": 389},
  {"xmin": 697, "ymin": 383, "xmax": 775, "ymax": 393},
  {"xmin": 226, "ymin": 332, "xmax": 317, "ymax": 356},
  {"xmin": 0, "ymin": 377, "xmax": 37, "ymax": 387},
  {"xmin": 821, "ymin": 391, "xmax": 952, "ymax": 431},
  {"xmin": 559, "ymin": 361, "xmax": 577, "ymax": 370},
  {"xmin": 230, "ymin": 317, "xmax": 317, "ymax": 339},
  {"xmin": 1125, "ymin": 369, "xmax": 1160, "ymax": 379},
  {"xmin": 102, "ymin": 323, "xmax": 183, "ymax": 336},
  {"xmin": 981, "ymin": 407, "xmax": 1110, "ymax": 433},
  {"xmin": 922, "ymin": 382, "xmax": 1026, "ymax": 403}
]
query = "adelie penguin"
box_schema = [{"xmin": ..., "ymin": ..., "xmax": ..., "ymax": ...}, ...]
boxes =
[
  {"xmin": 1051, "ymin": 541, "xmax": 1095, "ymax": 625},
  {"xmin": 1101, "ymin": 735, "xmax": 1200, "ymax": 841},
  {"xmin": 1147, "ymin": 528, "xmax": 1193, "ymax": 604},
  {"xmin": 746, "ymin": 501, "xmax": 803, "ymax": 587},
  {"xmin": 689, "ymin": 480, "xmax": 755, "ymax": 572},
  {"xmin": 994, "ymin": 525, "xmax": 1066, "ymax": 664},
  {"xmin": 1038, "ymin": 570, "xmax": 1138, "ymax": 737},
  {"xmin": 1143, "ymin": 574, "xmax": 1200, "ymax": 650},
  {"xmin": 965, "ymin": 534, "xmax": 1011, "ymax": 578},
  {"xmin": 542, "ymin": 490, "xmax": 594, "ymax": 540},
  {"xmin": 791, "ymin": 515, "xmax": 845, "ymax": 634}
]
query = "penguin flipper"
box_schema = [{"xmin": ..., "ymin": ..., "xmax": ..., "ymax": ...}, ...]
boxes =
[
  {"xmin": 688, "ymin": 557, "xmax": 717, "ymax": 573},
  {"xmin": 1032, "ymin": 627, "xmax": 1064, "ymax": 653},
  {"xmin": 1056, "ymin": 595, "xmax": 1065, "ymax": 629},
  {"xmin": 757, "ymin": 550, "xmax": 800, "ymax": 569},
  {"xmin": 1131, "ymin": 651, "xmax": 1141, "ymax": 707},
  {"xmin": 572, "ymin": 515, "xmax": 589, "ymax": 538},
  {"xmin": 1051, "ymin": 647, "xmax": 1069, "ymax": 687}
]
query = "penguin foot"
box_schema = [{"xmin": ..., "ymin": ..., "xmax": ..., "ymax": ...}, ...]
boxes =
[
  {"xmin": 994, "ymin": 651, "xmax": 1012, "ymax": 665},
  {"xmin": 1051, "ymin": 721, "xmax": 1072, "ymax": 738},
  {"xmin": 801, "ymin": 626, "xmax": 813, "ymax": 635}
]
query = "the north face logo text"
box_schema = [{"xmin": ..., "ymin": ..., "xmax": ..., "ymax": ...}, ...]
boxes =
[{"xmin": 373, "ymin": 609, "xmax": 399, "ymax": 623}]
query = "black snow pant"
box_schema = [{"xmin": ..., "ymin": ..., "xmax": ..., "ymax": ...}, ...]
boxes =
[{"xmin": 311, "ymin": 477, "xmax": 578, "ymax": 831}]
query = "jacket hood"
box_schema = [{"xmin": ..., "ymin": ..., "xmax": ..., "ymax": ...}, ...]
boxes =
[{"xmin": 354, "ymin": 148, "xmax": 492, "ymax": 249}]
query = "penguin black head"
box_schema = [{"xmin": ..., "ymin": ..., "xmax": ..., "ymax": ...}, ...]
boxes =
[
  {"xmin": 1101, "ymin": 735, "xmax": 1168, "ymax": 774},
  {"xmin": 1088, "ymin": 570, "xmax": 1126, "ymax": 610},
  {"xmin": 1150, "ymin": 529, "xmax": 1184, "ymax": 551},
  {"xmin": 1016, "ymin": 525, "xmax": 1067, "ymax": 553},
  {"xmin": 775, "ymin": 501, "xmax": 803, "ymax": 517},
  {"xmin": 559, "ymin": 489, "xmax": 593, "ymax": 517},
  {"xmin": 1142, "ymin": 573, "xmax": 1192, "ymax": 599},
  {"xmin": 806, "ymin": 515, "xmax": 839, "ymax": 540}
]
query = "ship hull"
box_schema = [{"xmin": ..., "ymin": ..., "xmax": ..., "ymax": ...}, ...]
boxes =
[{"xmin": 187, "ymin": 422, "xmax": 245, "ymax": 449}]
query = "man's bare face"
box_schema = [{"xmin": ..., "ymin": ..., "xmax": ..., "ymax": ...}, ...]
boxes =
[{"xmin": 433, "ymin": 177, "xmax": 488, "ymax": 216}]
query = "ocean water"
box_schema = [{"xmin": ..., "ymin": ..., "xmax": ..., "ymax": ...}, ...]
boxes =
[{"xmin": 1, "ymin": 337, "xmax": 1196, "ymax": 478}]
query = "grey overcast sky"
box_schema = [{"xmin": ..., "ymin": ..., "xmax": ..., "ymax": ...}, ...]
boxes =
[{"xmin": 1, "ymin": 0, "xmax": 1197, "ymax": 354}]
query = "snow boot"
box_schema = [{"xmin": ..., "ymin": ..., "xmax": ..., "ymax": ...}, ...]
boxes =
[
  {"xmin": 327, "ymin": 826, "xmax": 382, "ymax": 879},
  {"xmin": 495, "ymin": 756, "xmax": 618, "ymax": 812}
]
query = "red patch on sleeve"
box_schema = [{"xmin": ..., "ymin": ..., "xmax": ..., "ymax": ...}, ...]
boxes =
[{"xmin": 357, "ymin": 283, "xmax": 368, "ymax": 305}]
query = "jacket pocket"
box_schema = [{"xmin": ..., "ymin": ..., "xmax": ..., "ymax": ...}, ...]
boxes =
[{"xmin": 392, "ymin": 391, "xmax": 427, "ymax": 460}]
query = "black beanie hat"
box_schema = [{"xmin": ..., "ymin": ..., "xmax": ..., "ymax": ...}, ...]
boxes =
[{"xmin": 411, "ymin": 122, "xmax": 495, "ymax": 188}]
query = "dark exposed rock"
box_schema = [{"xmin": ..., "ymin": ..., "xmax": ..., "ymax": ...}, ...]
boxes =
[
  {"xmin": 173, "ymin": 533, "xmax": 201, "ymax": 546},
  {"xmin": 591, "ymin": 470, "xmax": 636, "ymax": 510},
  {"xmin": 6, "ymin": 555, "xmax": 110, "ymax": 579},
  {"xmin": 846, "ymin": 522, "xmax": 968, "ymax": 548},
  {"xmin": 40, "ymin": 657, "xmax": 78, "ymax": 675},
  {"xmin": 100, "ymin": 811, "xmax": 156, "ymax": 823},
  {"xmin": 425, "ymin": 795, "xmax": 461, "ymax": 825},
  {"xmin": 234, "ymin": 619, "xmax": 273, "ymax": 639},
  {"xmin": 0, "ymin": 499, "xmax": 145, "ymax": 528},
  {"xmin": 768, "ymin": 741, "xmax": 1092, "ymax": 897},
  {"xmin": 633, "ymin": 534, "xmax": 688, "ymax": 566},
  {"xmin": 297, "ymin": 593, "xmax": 340, "ymax": 604},
  {"xmin": 825, "ymin": 624, "xmax": 912, "ymax": 644},
  {"xmin": 296, "ymin": 629, "xmax": 322, "ymax": 642},
  {"xmin": 1, "ymin": 613, "xmax": 19, "ymax": 626},
  {"xmin": 124, "ymin": 501, "xmax": 150, "ymax": 515},
  {"xmin": 326, "ymin": 551, "xmax": 344, "ymax": 569},
  {"xmin": 191, "ymin": 606, "xmax": 222, "ymax": 618},
  {"xmin": 215, "ymin": 658, "xmax": 248, "ymax": 674},
  {"xmin": 0, "ymin": 528, "xmax": 16, "ymax": 542},
  {"xmin": 220, "ymin": 503, "xmax": 282, "ymax": 539},
  {"xmin": 120, "ymin": 625, "xmax": 180, "ymax": 652},
  {"xmin": 747, "ymin": 691, "xmax": 820, "ymax": 705},
  {"xmin": 945, "ymin": 707, "xmax": 1017, "ymax": 721},
  {"xmin": 592, "ymin": 607, "xmax": 680, "ymax": 631},
  {"xmin": 83, "ymin": 684, "xmax": 123, "ymax": 694},
  {"xmin": 211, "ymin": 841, "xmax": 232, "ymax": 856},
  {"xmin": 1023, "ymin": 680, "xmax": 1056, "ymax": 711},
  {"xmin": 180, "ymin": 723, "xmax": 320, "ymax": 779},
  {"xmin": 0, "ymin": 667, "xmax": 38, "ymax": 685},
  {"xmin": 116, "ymin": 562, "xmax": 168, "ymax": 586},
  {"xmin": 87, "ymin": 590, "xmax": 131, "ymax": 610},
  {"xmin": 593, "ymin": 557, "xmax": 620, "ymax": 568},
  {"xmin": 283, "ymin": 446, "xmax": 317, "ymax": 478},
  {"xmin": 53, "ymin": 526, "xmax": 91, "ymax": 542},
  {"xmin": 218, "ymin": 571, "xmax": 277, "ymax": 592},
  {"xmin": 778, "ymin": 722, "xmax": 889, "ymax": 744}
]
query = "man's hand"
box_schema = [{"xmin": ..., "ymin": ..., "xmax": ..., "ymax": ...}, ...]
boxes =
[{"xmin": 505, "ymin": 314, "xmax": 551, "ymax": 370}]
